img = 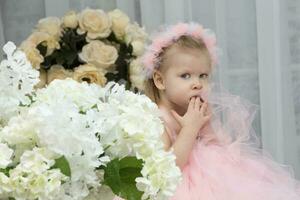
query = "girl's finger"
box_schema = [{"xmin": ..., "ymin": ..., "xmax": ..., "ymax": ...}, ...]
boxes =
[
  {"xmin": 195, "ymin": 97, "xmax": 201, "ymax": 111},
  {"xmin": 200, "ymin": 102, "xmax": 208, "ymax": 114},
  {"xmin": 188, "ymin": 97, "xmax": 195, "ymax": 111}
]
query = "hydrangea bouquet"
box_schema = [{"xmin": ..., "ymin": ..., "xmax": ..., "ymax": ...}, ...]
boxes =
[
  {"xmin": 0, "ymin": 42, "xmax": 181, "ymax": 200},
  {"xmin": 20, "ymin": 8, "xmax": 147, "ymax": 91}
]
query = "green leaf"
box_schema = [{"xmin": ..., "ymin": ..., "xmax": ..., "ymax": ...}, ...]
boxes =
[
  {"xmin": 0, "ymin": 167, "xmax": 11, "ymax": 176},
  {"xmin": 103, "ymin": 156, "xmax": 144, "ymax": 200},
  {"xmin": 52, "ymin": 156, "xmax": 71, "ymax": 177},
  {"xmin": 119, "ymin": 156, "xmax": 143, "ymax": 169}
]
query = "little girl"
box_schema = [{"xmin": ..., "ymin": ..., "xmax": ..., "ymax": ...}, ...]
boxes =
[{"xmin": 142, "ymin": 22, "xmax": 300, "ymax": 199}]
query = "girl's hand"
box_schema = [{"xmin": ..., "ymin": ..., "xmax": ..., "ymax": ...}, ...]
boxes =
[{"xmin": 171, "ymin": 97, "xmax": 211, "ymax": 132}]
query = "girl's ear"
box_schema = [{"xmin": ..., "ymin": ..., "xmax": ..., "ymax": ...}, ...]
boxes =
[{"xmin": 153, "ymin": 70, "xmax": 165, "ymax": 90}]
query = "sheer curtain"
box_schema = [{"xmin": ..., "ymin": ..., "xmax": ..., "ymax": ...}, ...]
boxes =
[{"xmin": 0, "ymin": 0, "xmax": 299, "ymax": 177}]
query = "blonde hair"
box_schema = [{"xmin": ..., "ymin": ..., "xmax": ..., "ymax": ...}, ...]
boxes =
[{"xmin": 144, "ymin": 35, "xmax": 211, "ymax": 103}]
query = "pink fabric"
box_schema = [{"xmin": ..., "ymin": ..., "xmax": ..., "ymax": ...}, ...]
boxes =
[
  {"xmin": 158, "ymin": 87, "xmax": 300, "ymax": 200},
  {"xmin": 172, "ymin": 23, "xmax": 189, "ymax": 36}
]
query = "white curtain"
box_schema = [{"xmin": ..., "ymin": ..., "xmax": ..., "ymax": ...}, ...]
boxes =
[{"xmin": 0, "ymin": 0, "xmax": 299, "ymax": 178}]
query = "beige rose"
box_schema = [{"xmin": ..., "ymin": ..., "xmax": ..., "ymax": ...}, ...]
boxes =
[
  {"xmin": 125, "ymin": 23, "xmax": 147, "ymax": 44},
  {"xmin": 19, "ymin": 41, "xmax": 44, "ymax": 69},
  {"xmin": 108, "ymin": 9, "xmax": 130, "ymax": 41},
  {"xmin": 79, "ymin": 40, "xmax": 118, "ymax": 69},
  {"xmin": 62, "ymin": 11, "xmax": 78, "ymax": 29},
  {"xmin": 130, "ymin": 75, "xmax": 145, "ymax": 91},
  {"xmin": 77, "ymin": 8, "xmax": 112, "ymax": 40},
  {"xmin": 36, "ymin": 17, "xmax": 62, "ymax": 40},
  {"xmin": 129, "ymin": 59, "xmax": 145, "ymax": 90},
  {"xmin": 131, "ymin": 40, "xmax": 145, "ymax": 56},
  {"xmin": 26, "ymin": 31, "xmax": 60, "ymax": 55},
  {"xmin": 73, "ymin": 64, "xmax": 107, "ymax": 86},
  {"xmin": 47, "ymin": 65, "xmax": 72, "ymax": 84},
  {"xmin": 129, "ymin": 58, "xmax": 143, "ymax": 75},
  {"xmin": 35, "ymin": 68, "xmax": 47, "ymax": 89}
]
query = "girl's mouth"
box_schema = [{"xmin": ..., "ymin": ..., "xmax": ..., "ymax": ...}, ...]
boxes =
[{"xmin": 190, "ymin": 96, "xmax": 204, "ymax": 103}]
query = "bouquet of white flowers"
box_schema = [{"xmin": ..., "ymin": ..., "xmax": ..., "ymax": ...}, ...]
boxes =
[
  {"xmin": 0, "ymin": 42, "xmax": 181, "ymax": 200},
  {"xmin": 20, "ymin": 8, "xmax": 147, "ymax": 91}
]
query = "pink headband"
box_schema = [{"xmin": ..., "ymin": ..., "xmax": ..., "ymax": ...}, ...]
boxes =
[{"xmin": 142, "ymin": 22, "xmax": 218, "ymax": 78}]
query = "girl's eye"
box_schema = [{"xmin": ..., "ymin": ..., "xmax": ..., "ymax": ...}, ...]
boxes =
[
  {"xmin": 199, "ymin": 74, "xmax": 209, "ymax": 79},
  {"xmin": 180, "ymin": 73, "xmax": 191, "ymax": 79}
]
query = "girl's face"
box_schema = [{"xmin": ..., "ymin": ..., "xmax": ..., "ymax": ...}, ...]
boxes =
[{"xmin": 156, "ymin": 47, "xmax": 212, "ymax": 113}]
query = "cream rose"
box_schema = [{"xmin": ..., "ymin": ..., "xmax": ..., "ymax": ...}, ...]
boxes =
[
  {"xmin": 108, "ymin": 9, "xmax": 130, "ymax": 41},
  {"xmin": 19, "ymin": 41, "xmax": 44, "ymax": 69},
  {"xmin": 131, "ymin": 40, "xmax": 145, "ymax": 56},
  {"xmin": 79, "ymin": 40, "xmax": 118, "ymax": 69},
  {"xmin": 125, "ymin": 23, "xmax": 148, "ymax": 44},
  {"xmin": 129, "ymin": 58, "xmax": 143, "ymax": 75},
  {"xmin": 26, "ymin": 31, "xmax": 60, "ymax": 56},
  {"xmin": 35, "ymin": 68, "xmax": 47, "ymax": 89},
  {"xmin": 129, "ymin": 59, "xmax": 145, "ymax": 90},
  {"xmin": 47, "ymin": 65, "xmax": 72, "ymax": 84},
  {"xmin": 73, "ymin": 64, "xmax": 107, "ymax": 86},
  {"xmin": 62, "ymin": 10, "xmax": 78, "ymax": 29},
  {"xmin": 130, "ymin": 75, "xmax": 145, "ymax": 91},
  {"xmin": 77, "ymin": 8, "xmax": 112, "ymax": 40},
  {"xmin": 36, "ymin": 17, "xmax": 62, "ymax": 40}
]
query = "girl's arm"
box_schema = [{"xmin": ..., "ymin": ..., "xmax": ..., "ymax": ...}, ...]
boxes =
[
  {"xmin": 171, "ymin": 125, "xmax": 199, "ymax": 169},
  {"xmin": 161, "ymin": 129, "xmax": 172, "ymax": 151},
  {"xmin": 161, "ymin": 127, "xmax": 198, "ymax": 169},
  {"xmin": 170, "ymin": 97, "xmax": 211, "ymax": 169}
]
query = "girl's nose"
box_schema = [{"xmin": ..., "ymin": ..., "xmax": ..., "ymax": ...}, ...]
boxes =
[{"xmin": 192, "ymin": 79, "xmax": 202, "ymax": 90}]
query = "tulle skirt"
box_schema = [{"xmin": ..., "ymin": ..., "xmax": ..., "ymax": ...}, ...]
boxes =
[
  {"xmin": 168, "ymin": 84, "xmax": 300, "ymax": 199},
  {"xmin": 170, "ymin": 139, "xmax": 300, "ymax": 200}
]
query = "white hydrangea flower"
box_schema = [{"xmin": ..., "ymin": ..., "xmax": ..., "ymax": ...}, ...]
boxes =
[
  {"xmin": 0, "ymin": 172, "xmax": 11, "ymax": 198},
  {"xmin": 62, "ymin": 181, "xmax": 90, "ymax": 200},
  {"xmin": 94, "ymin": 83, "xmax": 181, "ymax": 199},
  {"xmin": 0, "ymin": 113, "xmax": 39, "ymax": 146},
  {"xmin": 0, "ymin": 143, "xmax": 13, "ymax": 168},
  {"xmin": 30, "ymin": 85, "xmax": 109, "ymax": 198},
  {"xmin": 83, "ymin": 185, "xmax": 115, "ymax": 200},
  {"xmin": 0, "ymin": 41, "xmax": 39, "ymax": 125},
  {"xmin": 17, "ymin": 147, "xmax": 57, "ymax": 174},
  {"xmin": 0, "ymin": 72, "xmax": 180, "ymax": 199},
  {"xmin": 136, "ymin": 150, "xmax": 182, "ymax": 199},
  {"xmin": 34, "ymin": 78, "xmax": 104, "ymax": 112},
  {"xmin": 9, "ymin": 148, "xmax": 67, "ymax": 200},
  {"xmin": 0, "ymin": 110, "xmax": 41, "ymax": 164},
  {"xmin": 33, "ymin": 103, "xmax": 108, "ymax": 184}
]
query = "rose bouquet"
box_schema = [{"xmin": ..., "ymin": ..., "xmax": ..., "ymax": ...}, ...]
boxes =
[
  {"xmin": 0, "ymin": 42, "xmax": 181, "ymax": 200},
  {"xmin": 20, "ymin": 8, "xmax": 147, "ymax": 91}
]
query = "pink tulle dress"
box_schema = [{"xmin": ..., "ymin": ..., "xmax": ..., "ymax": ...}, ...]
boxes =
[{"xmin": 159, "ymin": 88, "xmax": 300, "ymax": 200}]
